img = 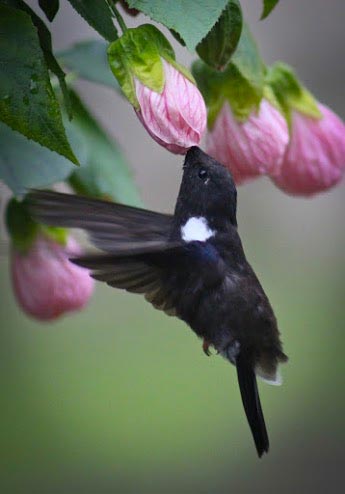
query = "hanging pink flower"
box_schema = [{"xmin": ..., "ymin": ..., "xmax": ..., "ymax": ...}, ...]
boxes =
[
  {"xmin": 135, "ymin": 60, "xmax": 207, "ymax": 154},
  {"xmin": 11, "ymin": 235, "xmax": 94, "ymax": 321},
  {"xmin": 206, "ymin": 99, "xmax": 289, "ymax": 184},
  {"xmin": 272, "ymin": 103, "xmax": 345, "ymax": 195}
]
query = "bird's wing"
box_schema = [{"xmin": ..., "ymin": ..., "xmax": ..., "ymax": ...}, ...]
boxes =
[
  {"xmin": 28, "ymin": 191, "xmax": 226, "ymax": 316},
  {"xmin": 73, "ymin": 252, "xmax": 179, "ymax": 316},
  {"xmin": 27, "ymin": 190, "xmax": 180, "ymax": 315},
  {"xmin": 27, "ymin": 190, "xmax": 173, "ymax": 253}
]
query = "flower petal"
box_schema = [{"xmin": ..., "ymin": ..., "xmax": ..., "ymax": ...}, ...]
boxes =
[
  {"xmin": 11, "ymin": 236, "xmax": 94, "ymax": 321},
  {"xmin": 135, "ymin": 60, "xmax": 206, "ymax": 154},
  {"xmin": 273, "ymin": 104, "xmax": 345, "ymax": 196},
  {"xmin": 206, "ymin": 100, "xmax": 289, "ymax": 184}
]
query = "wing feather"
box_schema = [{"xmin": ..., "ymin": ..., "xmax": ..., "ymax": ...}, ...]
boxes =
[
  {"xmin": 71, "ymin": 253, "xmax": 176, "ymax": 315},
  {"xmin": 27, "ymin": 190, "xmax": 181, "ymax": 316},
  {"xmin": 27, "ymin": 190, "xmax": 173, "ymax": 253}
]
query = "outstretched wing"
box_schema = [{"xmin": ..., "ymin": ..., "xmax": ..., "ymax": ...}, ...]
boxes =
[
  {"xmin": 73, "ymin": 253, "xmax": 178, "ymax": 316},
  {"xmin": 27, "ymin": 190, "xmax": 173, "ymax": 254},
  {"xmin": 27, "ymin": 190, "xmax": 179, "ymax": 315}
]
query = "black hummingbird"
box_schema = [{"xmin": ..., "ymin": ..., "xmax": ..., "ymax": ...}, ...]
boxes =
[{"xmin": 28, "ymin": 146, "xmax": 287, "ymax": 457}]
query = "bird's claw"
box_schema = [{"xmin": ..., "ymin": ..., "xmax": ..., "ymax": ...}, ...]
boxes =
[{"xmin": 202, "ymin": 339, "xmax": 212, "ymax": 356}]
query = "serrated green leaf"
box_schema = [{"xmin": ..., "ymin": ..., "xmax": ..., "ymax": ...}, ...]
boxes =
[
  {"xmin": 0, "ymin": 122, "xmax": 75, "ymax": 195},
  {"xmin": 2, "ymin": 0, "xmax": 71, "ymax": 116},
  {"xmin": 67, "ymin": 0, "xmax": 118, "ymax": 41},
  {"xmin": 67, "ymin": 91, "xmax": 141, "ymax": 206},
  {"xmin": 6, "ymin": 0, "xmax": 73, "ymax": 119},
  {"xmin": 58, "ymin": 40, "xmax": 120, "ymax": 90},
  {"xmin": 169, "ymin": 29, "xmax": 186, "ymax": 47},
  {"xmin": 126, "ymin": 0, "xmax": 229, "ymax": 51},
  {"xmin": 196, "ymin": 0, "xmax": 242, "ymax": 70},
  {"xmin": 261, "ymin": 0, "xmax": 280, "ymax": 20},
  {"xmin": 29, "ymin": 11, "xmax": 72, "ymax": 118},
  {"xmin": 108, "ymin": 24, "xmax": 176, "ymax": 107},
  {"xmin": 0, "ymin": 4, "xmax": 78, "ymax": 163},
  {"xmin": 39, "ymin": 0, "xmax": 59, "ymax": 22}
]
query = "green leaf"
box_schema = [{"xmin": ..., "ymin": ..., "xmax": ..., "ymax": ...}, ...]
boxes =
[
  {"xmin": 39, "ymin": 0, "xmax": 59, "ymax": 22},
  {"xmin": 196, "ymin": 0, "xmax": 242, "ymax": 70},
  {"xmin": 40, "ymin": 226, "xmax": 68, "ymax": 246},
  {"xmin": 30, "ymin": 15, "xmax": 71, "ymax": 117},
  {"xmin": 58, "ymin": 40, "xmax": 120, "ymax": 90},
  {"xmin": 265, "ymin": 62, "xmax": 321, "ymax": 125},
  {"xmin": 0, "ymin": 122, "xmax": 75, "ymax": 195},
  {"xmin": 6, "ymin": 198, "xmax": 67, "ymax": 252},
  {"xmin": 108, "ymin": 24, "xmax": 176, "ymax": 107},
  {"xmin": 126, "ymin": 0, "xmax": 229, "ymax": 51},
  {"xmin": 261, "ymin": 0, "xmax": 279, "ymax": 20},
  {"xmin": 67, "ymin": 91, "xmax": 141, "ymax": 206},
  {"xmin": 231, "ymin": 23, "xmax": 265, "ymax": 95},
  {"xmin": 2, "ymin": 0, "xmax": 73, "ymax": 120},
  {"xmin": 0, "ymin": 4, "xmax": 78, "ymax": 163},
  {"xmin": 193, "ymin": 23, "xmax": 265, "ymax": 126},
  {"xmin": 193, "ymin": 60, "xmax": 261, "ymax": 127},
  {"xmin": 6, "ymin": 198, "xmax": 39, "ymax": 252},
  {"xmin": 169, "ymin": 29, "xmax": 186, "ymax": 47},
  {"xmin": 67, "ymin": 0, "xmax": 118, "ymax": 41}
]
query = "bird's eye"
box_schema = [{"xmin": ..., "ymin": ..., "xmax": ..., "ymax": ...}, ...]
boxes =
[{"xmin": 198, "ymin": 168, "xmax": 208, "ymax": 181}]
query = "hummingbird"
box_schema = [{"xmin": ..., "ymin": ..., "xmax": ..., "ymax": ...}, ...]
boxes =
[{"xmin": 28, "ymin": 146, "xmax": 287, "ymax": 457}]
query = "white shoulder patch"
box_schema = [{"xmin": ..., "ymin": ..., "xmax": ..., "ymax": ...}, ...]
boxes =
[{"xmin": 181, "ymin": 217, "xmax": 215, "ymax": 243}]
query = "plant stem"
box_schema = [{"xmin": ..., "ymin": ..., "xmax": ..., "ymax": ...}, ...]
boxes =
[{"xmin": 109, "ymin": 1, "xmax": 128, "ymax": 33}]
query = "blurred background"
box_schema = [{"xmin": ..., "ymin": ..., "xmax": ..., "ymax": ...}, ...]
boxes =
[{"xmin": 0, "ymin": 1, "xmax": 344, "ymax": 492}]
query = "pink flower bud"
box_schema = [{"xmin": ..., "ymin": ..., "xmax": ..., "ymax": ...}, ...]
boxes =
[
  {"xmin": 206, "ymin": 99, "xmax": 289, "ymax": 184},
  {"xmin": 11, "ymin": 235, "xmax": 94, "ymax": 321},
  {"xmin": 272, "ymin": 103, "xmax": 345, "ymax": 195},
  {"xmin": 135, "ymin": 60, "xmax": 207, "ymax": 154}
]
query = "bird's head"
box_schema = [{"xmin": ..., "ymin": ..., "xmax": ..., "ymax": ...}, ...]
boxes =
[{"xmin": 174, "ymin": 147, "xmax": 238, "ymax": 230}]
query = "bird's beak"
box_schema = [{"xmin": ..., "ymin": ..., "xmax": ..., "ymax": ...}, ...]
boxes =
[{"xmin": 183, "ymin": 146, "xmax": 208, "ymax": 169}]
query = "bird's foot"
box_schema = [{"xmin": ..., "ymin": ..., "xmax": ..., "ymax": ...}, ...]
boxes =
[{"xmin": 202, "ymin": 339, "xmax": 212, "ymax": 356}]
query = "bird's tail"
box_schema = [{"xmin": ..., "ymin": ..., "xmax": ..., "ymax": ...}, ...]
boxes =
[{"xmin": 236, "ymin": 353, "xmax": 269, "ymax": 457}]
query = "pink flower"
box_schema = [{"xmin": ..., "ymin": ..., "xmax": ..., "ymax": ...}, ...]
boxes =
[
  {"xmin": 206, "ymin": 99, "xmax": 289, "ymax": 184},
  {"xmin": 135, "ymin": 60, "xmax": 207, "ymax": 154},
  {"xmin": 11, "ymin": 235, "xmax": 94, "ymax": 321},
  {"xmin": 272, "ymin": 103, "xmax": 345, "ymax": 195}
]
